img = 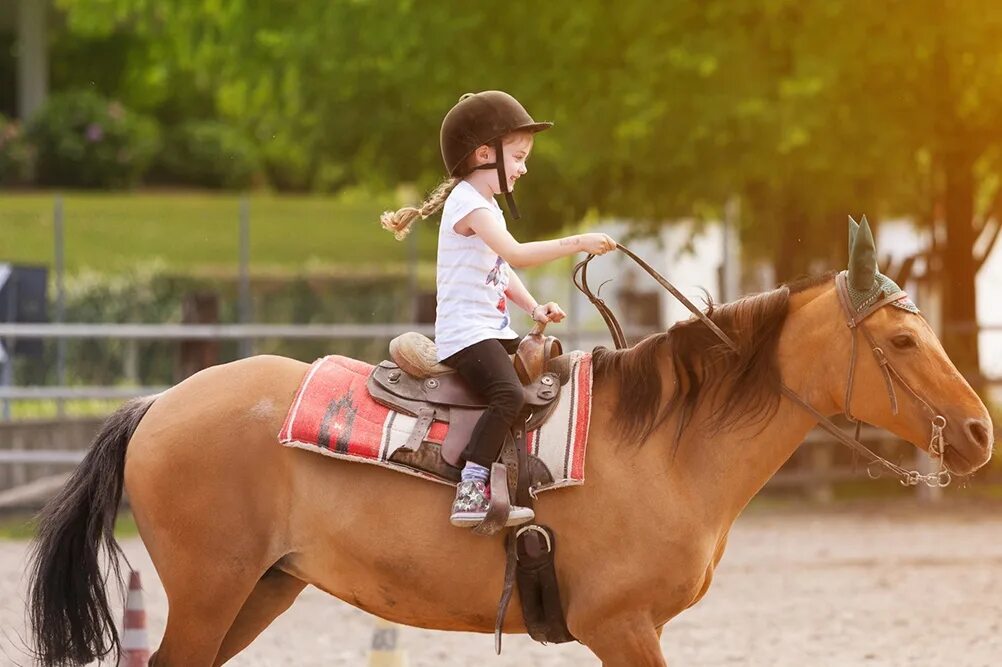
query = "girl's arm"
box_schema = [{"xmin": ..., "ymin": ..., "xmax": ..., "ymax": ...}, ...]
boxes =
[
  {"xmin": 463, "ymin": 209, "xmax": 616, "ymax": 268},
  {"xmin": 505, "ymin": 267, "xmax": 539, "ymax": 315},
  {"xmin": 506, "ymin": 268, "xmax": 567, "ymax": 324}
]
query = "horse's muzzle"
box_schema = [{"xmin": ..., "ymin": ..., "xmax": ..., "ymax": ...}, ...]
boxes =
[{"xmin": 943, "ymin": 417, "xmax": 994, "ymax": 475}]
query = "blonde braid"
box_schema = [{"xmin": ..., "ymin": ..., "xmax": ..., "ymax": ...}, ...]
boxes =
[{"xmin": 380, "ymin": 177, "xmax": 461, "ymax": 240}]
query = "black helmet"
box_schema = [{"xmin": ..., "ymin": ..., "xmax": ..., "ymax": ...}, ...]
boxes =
[{"xmin": 440, "ymin": 91, "xmax": 552, "ymax": 219}]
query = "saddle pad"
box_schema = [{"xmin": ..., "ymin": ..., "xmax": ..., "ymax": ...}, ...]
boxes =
[{"xmin": 278, "ymin": 352, "xmax": 593, "ymax": 492}]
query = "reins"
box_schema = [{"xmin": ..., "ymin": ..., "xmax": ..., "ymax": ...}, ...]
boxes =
[{"xmin": 573, "ymin": 245, "xmax": 952, "ymax": 488}]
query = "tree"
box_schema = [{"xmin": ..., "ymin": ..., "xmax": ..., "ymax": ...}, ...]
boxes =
[{"xmin": 54, "ymin": 0, "xmax": 1002, "ymax": 381}]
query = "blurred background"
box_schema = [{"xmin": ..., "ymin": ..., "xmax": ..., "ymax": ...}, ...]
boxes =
[{"xmin": 1, "ymin": 0, "xmax": 1001, "ymax": 511}]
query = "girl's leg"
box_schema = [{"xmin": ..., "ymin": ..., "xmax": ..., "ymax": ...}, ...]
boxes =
[
  {"xmin": 442, "ymin": 338, "xmax": 531, "ymax": 526},
  {"xmin": 442, "ymin": 338, "xmax": 525, "ymax": 467}
]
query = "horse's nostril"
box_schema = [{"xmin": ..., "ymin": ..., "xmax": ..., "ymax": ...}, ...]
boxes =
[{"xmin": 965, "ymin": 419, "xmax": 993, "ymax": 450}]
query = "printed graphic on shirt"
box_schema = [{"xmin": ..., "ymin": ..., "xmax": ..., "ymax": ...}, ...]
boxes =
[
  {"xmin": 486, "ymin": 256, "xmax": 509, "ymax": 330},
  {"xmin": 485, "ymin": 257, "xmax": 503, "ymax": 286}
]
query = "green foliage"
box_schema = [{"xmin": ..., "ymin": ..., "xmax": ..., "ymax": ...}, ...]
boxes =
[
  {"xmin": 60, "ymin": 263, "xmax": 183, "ymax": 384},
  {"xmin": 259, "ymin": 131, "xmax": 315, "ymax": 192},
  {"xmin": 39, "ymin": 0, "xmax": 1002, "ymax": 377},
  {"xmin": 12, "ymin": 261, "xmax": 416, "ymax": 391},
  {"xmin": 155, "ymin": 120, "xmax": 261, "ymax": 189},
  {"xmin": 7, "ymin": 398, "xmax": 126, "ymax": 420},
  {"xmin": 27, "ymin": 90, "xmax": 161, "ymax": 188},
  {"xmin": 0, "ymin": 114, "xmax": 35, "ymax": 185},
  {"xmin": 48, "ymin": 28, "xmax": 163, "ymax": 115},
  {"xmin": 46, "ymin": 2, "xmax": 1002, "ymax": 232}
]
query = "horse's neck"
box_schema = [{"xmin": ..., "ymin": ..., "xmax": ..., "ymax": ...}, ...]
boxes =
[
  {"xmin": 663, "ymin": 287, "xmax": 835, "ymax": 525},
  {"xmin": 586, "ymin": 371, "xmax": 819, "ymax": 530},
  {"xmin": 670, "ymin": 398, "xmax": 819, "ymax": 523}
]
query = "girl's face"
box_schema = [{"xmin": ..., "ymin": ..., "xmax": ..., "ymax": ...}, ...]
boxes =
[{"xmin": 471, "ymin": 132, "xmax": 534, "ymax": 193}]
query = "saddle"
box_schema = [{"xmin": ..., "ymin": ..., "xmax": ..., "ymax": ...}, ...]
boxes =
[
  {"xmin": 375, "ymin": 323, "xmax": 575, "ymax": 648},
  {"xmin": 367, "ymin": 358, "xmax": 564, "ymax": 490},
  {"xmin": 372, "ymin": 322, "xmax": 566, "ymax": 500}
]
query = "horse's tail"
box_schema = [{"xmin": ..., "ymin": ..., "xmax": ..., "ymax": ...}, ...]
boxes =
[{"xmin": 26, "ymin": 395, "xmax": 157, "ymax": 666}]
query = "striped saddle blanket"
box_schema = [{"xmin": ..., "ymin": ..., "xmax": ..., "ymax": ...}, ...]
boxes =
[{"xmin": 279, "ymin": 351, "xmax": 593, "ymax": 493}]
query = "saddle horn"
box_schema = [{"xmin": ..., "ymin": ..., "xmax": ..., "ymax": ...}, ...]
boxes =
[{"xmin": 514, "ymin": 321, "xmax": 563, "ymax": 385}]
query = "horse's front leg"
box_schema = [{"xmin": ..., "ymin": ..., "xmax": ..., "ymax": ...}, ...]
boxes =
[{"xmin": 577, "ymin": 616, "xmax": 667, "ymax": 667}]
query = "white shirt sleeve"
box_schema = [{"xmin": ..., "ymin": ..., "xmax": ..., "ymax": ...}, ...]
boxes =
[{"xmin": 442, "ymin": 182, "xmax": 494, "ymax": 234}]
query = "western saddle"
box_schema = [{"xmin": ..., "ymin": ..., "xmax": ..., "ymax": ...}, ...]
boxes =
[
  {"xmin": 368, "ymin": 322, "xmax": 575, "ymax": 648},
  {"xmin": 370, "ymin": 322, "xmax": 564, "ymax": 530}
]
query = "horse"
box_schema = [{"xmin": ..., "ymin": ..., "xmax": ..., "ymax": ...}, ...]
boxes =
[{"xmin": 26, "ymin": 230, "xmax": 993, "ymax": 666}]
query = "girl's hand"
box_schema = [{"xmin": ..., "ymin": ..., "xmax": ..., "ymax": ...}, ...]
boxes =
[
  {"xmin": 580, "ymin": 233, "xmax": 617, "ymax": 255},
  {"xmin": 531, "ymin": 302, "xmax": 567, "ymax": 324}
]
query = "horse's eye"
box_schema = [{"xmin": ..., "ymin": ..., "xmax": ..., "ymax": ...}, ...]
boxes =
[{"xmin": 891, "ymin": 334, "xmax": 917, "ymax": 350}]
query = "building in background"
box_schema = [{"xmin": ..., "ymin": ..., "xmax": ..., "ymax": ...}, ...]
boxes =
[
  {"xmin": 525, "ymin": 216, "xmax": 1000, "ymax": 386},
  {"xmin": 523, "ymin": 218, "xmax": 741, "ymax": 352}
]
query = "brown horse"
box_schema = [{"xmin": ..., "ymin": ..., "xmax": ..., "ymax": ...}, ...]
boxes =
[{"xmin": 27, "ymin": 262, "xmax": 993, "ymax": 665}]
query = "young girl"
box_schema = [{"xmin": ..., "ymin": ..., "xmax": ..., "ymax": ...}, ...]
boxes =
[{"xmin": 381, "ymin": 90, "xmax": 616, "ymax": 529}]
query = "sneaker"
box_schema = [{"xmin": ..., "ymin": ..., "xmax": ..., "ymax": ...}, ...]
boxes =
[{"xmin": 449, "ymin": 480, "xmax": 535, "ymax": 528}]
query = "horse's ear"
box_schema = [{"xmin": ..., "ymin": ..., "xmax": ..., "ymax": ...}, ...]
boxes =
[
  {"xmin": 848, "ymin": 215, "xmax": 878, "ymax": 291},
  {"xmin": 847, "ymin": 215, "xmax": 860, "ymax": 258}
]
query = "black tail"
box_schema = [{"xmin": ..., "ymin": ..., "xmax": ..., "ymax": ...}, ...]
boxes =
[{"xmin": 26, "ymin": 396, "xmax": 156, "ymax": 666}]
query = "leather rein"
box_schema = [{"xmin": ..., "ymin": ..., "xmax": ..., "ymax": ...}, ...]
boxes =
[{"xmin": 573, "ymin": 245, "xmax": 952, "ymax": 488}]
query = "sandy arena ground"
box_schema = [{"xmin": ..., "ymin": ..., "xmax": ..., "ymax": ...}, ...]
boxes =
[{"xmin": 1, "ymin": 500, "xmax": 1000, "ymax": 666}]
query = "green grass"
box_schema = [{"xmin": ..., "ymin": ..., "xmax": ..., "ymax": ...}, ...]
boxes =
[
  {"xmin": 0, "ymin": 510, "xmax": 140, "ymax": 541},
  {"xmin": 0, "ymin": 189, "xmax": 439, "ymax": 273},
  {"xmin": 8, "ymin": 398, "xmax": 126, "ymax": 420}
]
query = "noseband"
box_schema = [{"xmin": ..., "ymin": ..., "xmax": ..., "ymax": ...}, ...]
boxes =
[{"xmin": 575, "ymin": 247, "xmax": 952, "ymax": 488}]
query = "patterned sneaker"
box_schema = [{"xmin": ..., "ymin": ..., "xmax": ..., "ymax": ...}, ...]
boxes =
[{"xmin": 449, "ymin": 480, "xmax": 535, "ymax": 528}]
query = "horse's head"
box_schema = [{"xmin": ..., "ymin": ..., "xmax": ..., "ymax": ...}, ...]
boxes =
[{"xmin": 800, "ymin": 216, "xmax": 993, "ymax": 477}]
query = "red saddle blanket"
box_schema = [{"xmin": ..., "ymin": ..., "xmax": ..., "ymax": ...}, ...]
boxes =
[{"xmin": 279, "ymin": 352, "xmax": 593, "ymax": 491}]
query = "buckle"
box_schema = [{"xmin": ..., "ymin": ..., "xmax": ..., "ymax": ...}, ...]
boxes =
[{"xmin": 515, "ymin": 525, "xmax": 552, "ymax": 558}]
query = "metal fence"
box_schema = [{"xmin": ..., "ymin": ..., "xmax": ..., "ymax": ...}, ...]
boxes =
[
  {"xmin": 0, "ymin": 322, "xmax": 998, "ymax": 509},
  {"xmin": 0, "ymin": 321, "xmax": 633, "ymax": 401}
]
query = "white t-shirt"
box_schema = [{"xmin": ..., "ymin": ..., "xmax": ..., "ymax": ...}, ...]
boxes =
[{"xmin": 434, "ymin": 180, "xmax": 519, "ymax": 362}]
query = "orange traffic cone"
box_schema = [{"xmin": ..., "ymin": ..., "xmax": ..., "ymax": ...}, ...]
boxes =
[{"xmin": 119, "ymin": 570, "xmax": 151, "ymax": 667}]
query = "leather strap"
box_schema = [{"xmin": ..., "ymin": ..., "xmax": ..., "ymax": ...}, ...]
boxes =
[
  {"xmin": 575, "ymin": 249, "xmax": 944, "ymax": 485},
  {"xmin": 573, "ymin": 255, "xmax": 627, "ymax": 348},
  {"xmin": 858, "ymin": 323, "xmax": 899, "ymax": 415},
  {"xmin": 494, "ymin": 531, "xmax": 518, "ymax": 654},
  {"xmin": 402, "ymin": 407, "xmax": 434, "ymax": 451},
  {"xmin": 513, "ymin": 427, "xmax": 532, "ymax": 507}
]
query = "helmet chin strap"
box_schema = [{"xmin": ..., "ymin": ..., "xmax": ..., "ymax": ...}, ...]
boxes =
[{"xmin": 473, "ymin": 138, "xmax": 520, "ymax": 219}]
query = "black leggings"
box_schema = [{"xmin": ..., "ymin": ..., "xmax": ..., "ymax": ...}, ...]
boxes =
[{"xmin": 441, "ymin": 337, "xmax": 525, "ymax": 468}]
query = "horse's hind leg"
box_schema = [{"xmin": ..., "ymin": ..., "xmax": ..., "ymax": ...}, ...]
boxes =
[
  {"xmin": 213, "ymin": 568, "xmax": 308, "ymax": 665},
  {"xmin": 149, "ymin": 563, "xmax": 262, "ymax": 667},
  {"xmin": 137, "ymin": 496, "xmax": 277, "ymax": 666}
]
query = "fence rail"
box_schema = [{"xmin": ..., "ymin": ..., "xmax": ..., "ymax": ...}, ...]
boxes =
[
  {"xmin": 0, "ymin": 450, "xmax": 84, "ymax": 464},
  {"xmin": 0, "ymin": 322, "xmax": 648, "ymax": 402},
  {"xmin": 1, "ymin": 322, "xmax": 998, "ymax": 509}
]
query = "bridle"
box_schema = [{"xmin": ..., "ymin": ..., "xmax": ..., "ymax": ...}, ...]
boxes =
[
  {"xmin": 574, "ymin": 245, "xmax": 952, "ymax": 488},
  {"xmin": 832, "ymin": 271, "xmax": 949, "ymax": 485}
]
